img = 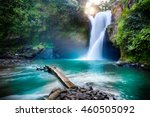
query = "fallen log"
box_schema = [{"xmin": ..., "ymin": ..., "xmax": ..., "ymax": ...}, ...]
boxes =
[
  {"xmin": 37, "ymin": 65, "xmax": 76, "ymax": 89},
  {"xmin": 45, "ymin": 66, "xmax": 76, "ymax": 89}
]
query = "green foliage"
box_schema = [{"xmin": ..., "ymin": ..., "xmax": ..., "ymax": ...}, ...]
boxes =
[
  {"xmin": 114, "ymin": 0, "xmax": 150, "ymax": 64},
  {"xmin": 0, "ymin": 0, "xmax": 44, "ymax": 48},
  {"xmin": 0, "ymin": 0, "xmax": 87, "ymax": 52},
  {"xmin": 33, "ymin": 43, "xmax": 53, "ymax": 50}
]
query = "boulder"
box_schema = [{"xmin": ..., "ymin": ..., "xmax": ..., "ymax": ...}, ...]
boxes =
[
  {"xmin": 35, "ymin": 48, "xmax": 53, "ymax": 59},
  {"xmin": 47, "ymin": 86, "xmax": 116, "ymax": 100}
]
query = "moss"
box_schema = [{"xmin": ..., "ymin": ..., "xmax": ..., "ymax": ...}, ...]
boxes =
[{"xmin": 114, "ymin": 0, "xmax": 150, "ymax": 65}]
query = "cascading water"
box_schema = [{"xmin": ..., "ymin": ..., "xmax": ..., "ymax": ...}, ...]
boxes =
[{"xmin": 87, "ymin": 10, "xmax": 112, "ymax": 60}]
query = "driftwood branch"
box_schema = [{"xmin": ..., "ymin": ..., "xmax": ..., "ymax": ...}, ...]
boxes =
[{"xmin": 37, "ymin": 66, "xmax": 76, "ymax": 89}]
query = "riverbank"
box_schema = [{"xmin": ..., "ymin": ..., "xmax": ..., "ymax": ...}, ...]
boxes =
[
  {"xmin": 0, "ymin": 59, "xmax": 31, "ymax": 67},
  {"xmin": 1, "ymin": 58, "xmax": 150, "ymax": 72},
  {"xmin": 116, "ymin": 61, "xmax": 150, "ymax": 71}
]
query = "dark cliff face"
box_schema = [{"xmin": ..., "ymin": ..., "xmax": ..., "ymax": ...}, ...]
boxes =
[
  {"xmin": 107, "ymin": 1, "xmax": 124, "ymax": 41},
  {"xmin": 107, "ymin": 0, "xmax": 137, "ymax": 41},
  {"xmin": 111, "ymin": 1, "xmax": 124, "ymax": 22},
  {"xmin": 106, "ymin": 0, "xmax": 134, "ymax": 61},
  {"xmin": 107, "ymin": 0, "xmax": 138, "ymax": 41},
  {"xmin": 127, "ymin": 0, "xmax": 137, "ymax": 8}
]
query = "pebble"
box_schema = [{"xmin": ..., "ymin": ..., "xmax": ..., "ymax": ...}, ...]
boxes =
[{"xmin": 48, "ymin": 86, "xmax": 116, "ymax": 100}]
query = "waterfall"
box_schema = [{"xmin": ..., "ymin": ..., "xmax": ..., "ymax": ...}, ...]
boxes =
[{"xmin": 87, "ymin": 10, "xmax": 112, "ymax": 60}]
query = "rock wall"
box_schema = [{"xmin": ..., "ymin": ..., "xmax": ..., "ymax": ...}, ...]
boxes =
[
  {"xmin": 107, "ymin": 0, "xmax": 137, "ymax": 41},
  {"xmin": 128, "ymin": 0, "xmax": 136, "ymax": 9},
  {"xmin": 107, "ymin": 1, "xmax": 124, "ymax": 41}
]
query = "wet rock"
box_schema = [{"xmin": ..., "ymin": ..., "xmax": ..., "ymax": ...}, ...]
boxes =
[
  {"xmin": 93, "ymin": 97, "xmax": 98, "ymax": 100},
  {"xmin": 77, "ymin": 93, "xmax": 86, "ymax": 100},
  {"xmin": 116, "ymin": 61, "xmax": 150, "ymax": 71},
  {"xmin": 79, "ymin": 88, "xmax": 87, "ymax": 93},
  {"xmin": 0, "ymin": 59, "xmax": 31, "ymax": 66},
  {"xmin": 60, "ymin": 93, "xmax": 66, "ymax": 99},
  {"xmin": 116, "ymin": 61, "xmax": 127, "ymax": 66},
  {"xmin": 97, "ymin": 93, "xmax": 105, "ymax": 100},
  {"xmin": 51, "ymin": 88, "xmax": 61, "ymax": 94},
  {"xmin": 65, "ymin": 95, "xmax": 73, "ymax": 100},
  {"xmin": 86, "ymin": 91, "xmax": 93, "ymax": 96},
  {"xmin": 89, "ymin": 86, "xmax": 93, "ymax": 90},
  {"xmin": 48, "ymin": 88, "xmax": 61, "ymax": 100},
  {"xmin": 92, "ymin": 90, "xmax": 98, "ymax": 95},
  {"xmin": 47, "ymin": 86, "xmax": 116, "ymax": 100},
  {"xmin": 141, "ymin": 64, "xmax": 145, "ymax": 68},
  {"xmin": 56, "ymin": 97, "xmax": 61, "ymax": 100}
]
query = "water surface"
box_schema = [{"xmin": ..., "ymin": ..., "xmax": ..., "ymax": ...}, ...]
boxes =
[{"xmin": 0, "ymin": 60, "xmax": 150, "ymax": 100}]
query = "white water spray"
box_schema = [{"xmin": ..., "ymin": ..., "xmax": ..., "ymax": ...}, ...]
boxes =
[{"xmin": 86, "ymin": 10, "xmax": 112, "ymax": 60}]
